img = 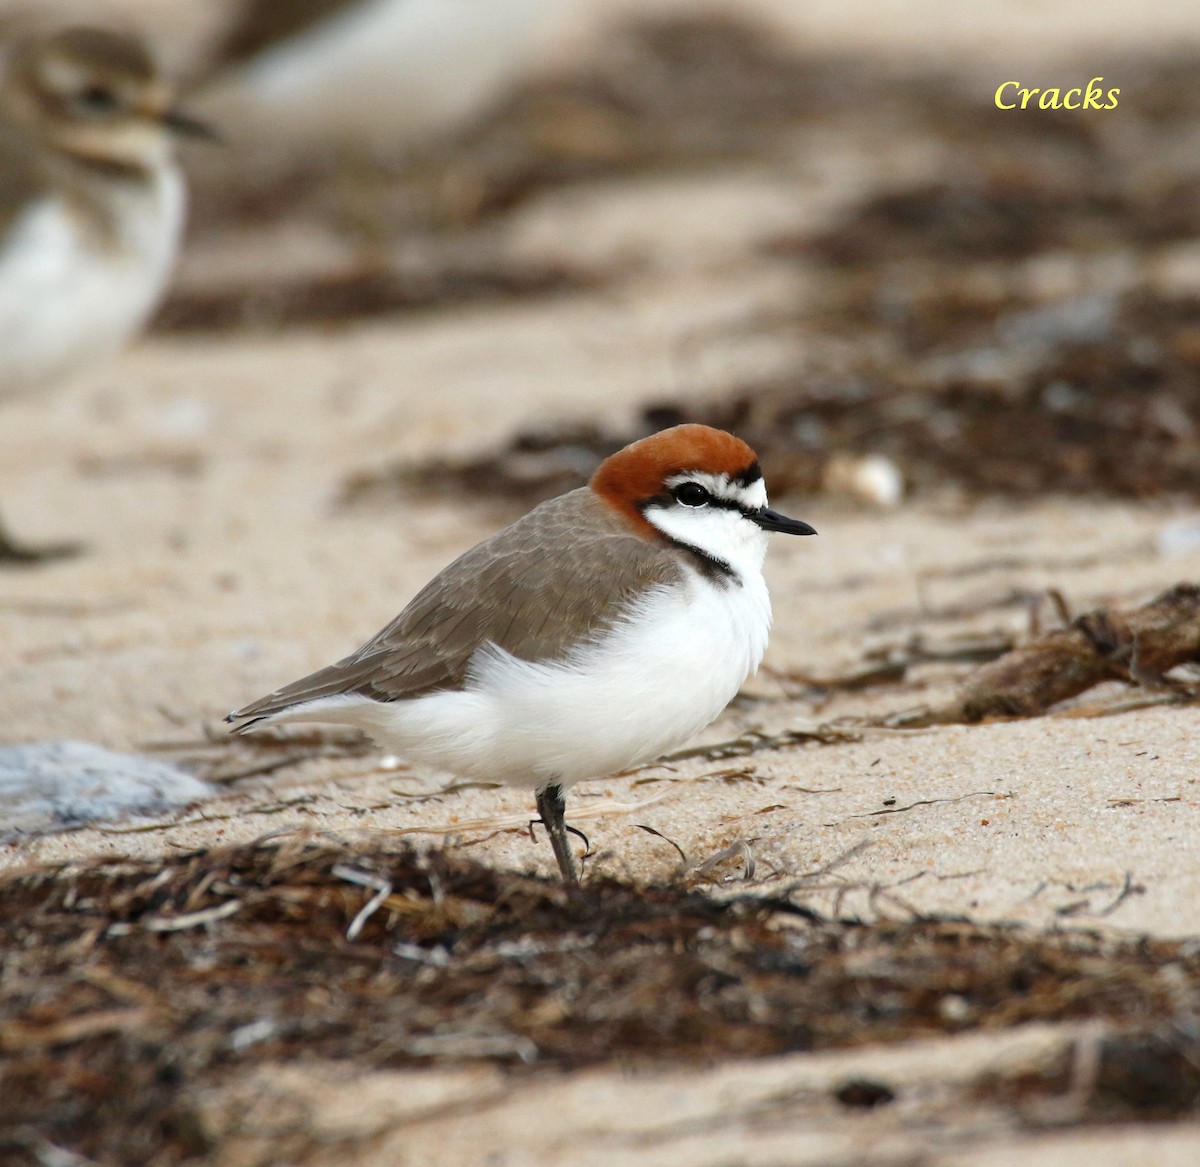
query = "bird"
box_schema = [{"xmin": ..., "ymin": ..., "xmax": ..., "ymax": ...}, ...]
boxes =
[
  {"xmin": 198, "ymin": 0, "xmax": 563, "ymax": 153},
  {"xmin": 227, "ymin": 424, "xmax": 816, "ymax": 883},
  {"xmin": 0, "ymin": 25, "xmax": 210, "ymax": 563}
]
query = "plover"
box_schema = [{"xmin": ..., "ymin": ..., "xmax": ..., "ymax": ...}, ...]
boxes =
[
  {"xmin": 0, "ymin": 25, "xmax": 208, "ymax": 562},
  {"xmin": 228, "ymin": 424, "xmax": 816, "ymax": 883},
  {"xmin": 200, "ymin": 0, "xmax": 561, "ymax": 151}
]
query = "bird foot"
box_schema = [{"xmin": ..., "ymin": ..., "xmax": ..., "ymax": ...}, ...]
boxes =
[{"xmin": 534, "ymin": 783, "xmax": 582, "ymax": 886}]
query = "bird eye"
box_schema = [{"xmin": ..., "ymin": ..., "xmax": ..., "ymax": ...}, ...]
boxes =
[
  {"xmin": 73, "ymin": 86, "xmax": 118, "ymax": 114},
  {"xmin": 673, "ymin": 482, "xmax": 711, "ymax": 507}
]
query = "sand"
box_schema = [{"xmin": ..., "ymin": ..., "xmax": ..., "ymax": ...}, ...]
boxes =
[{"xmin": 4, "ymin": 0, "xmax": 1200, "ymax": 1162}]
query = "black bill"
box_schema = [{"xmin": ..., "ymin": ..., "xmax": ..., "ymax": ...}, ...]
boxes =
[{"xmin": 751, "ymin": 507, "xmax": 817, "ymax": 536}]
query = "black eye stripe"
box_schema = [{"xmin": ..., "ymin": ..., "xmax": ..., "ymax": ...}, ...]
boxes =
[
  {"xmin": 709, "ymin": 497, "xmax": 760, "ymax": 519},
  {"xmin": 640, "ymin": 489, "xmax": 761, "ymax": 521},
  {"xmin": 641, "ymin": 470, "xmax": 765, "ymax": 519}
]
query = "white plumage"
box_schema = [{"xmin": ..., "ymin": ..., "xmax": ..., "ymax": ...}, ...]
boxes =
[
  {"xmin": 0, "ymin": 166, "xmax": 185, "ymax": 400},
  {"xmin": 261, "ymin": 550, "xmax": 771, "ymax": 790}
]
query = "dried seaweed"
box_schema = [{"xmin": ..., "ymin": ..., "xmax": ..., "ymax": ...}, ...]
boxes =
[
  {"xmin": 338, "ymin": 418, "xmax": 625, "ymax": 509},
  {"xmin": 156, "ymin": 255, "xmax": 591, "ymax": 333},
  {"xmin": 976, "ymin": 1028, "xmax": 1200, "ymax": 1124},
  {"xmin": 899, "ymin": 583, "xmax": 1200, "ymax": 726},
  {"xmin": 2, "ymin": 840, "xmax": 1200, "ymax": 1162}
]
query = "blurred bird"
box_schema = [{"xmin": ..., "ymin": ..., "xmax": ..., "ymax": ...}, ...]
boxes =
[
  {"xmin": 0, "ymin": 25, "xmax": 209, "ymax": 562},
  {"xmin": 199, "ymin": 0, "xmax": 563, "ymax": 152},
  {"xmin": 228, "ymin": 424, "xmax": 816, "ymax": 884}
]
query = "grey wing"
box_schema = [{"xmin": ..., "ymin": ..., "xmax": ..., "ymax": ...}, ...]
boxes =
[{"xmin": 228, "ymin": 490, "xmax": 682, "ymax": 723}]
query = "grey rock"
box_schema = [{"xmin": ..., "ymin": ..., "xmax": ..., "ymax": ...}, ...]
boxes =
[{"xmin": 0, "ymin": 741, "xmax": 211, "ymax": 840}]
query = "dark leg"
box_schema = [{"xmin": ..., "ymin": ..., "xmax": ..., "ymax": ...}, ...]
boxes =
[
  {"xmin": 0, "ymin": 509, "xmax": 81, "ymax": 566},
  {"xmin": 535, "ymin": 782, "xmax": 579, "ymax": 886}
]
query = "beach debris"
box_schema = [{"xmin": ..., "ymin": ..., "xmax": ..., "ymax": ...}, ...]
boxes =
[
  {"xmin": 898, "ymin": 583, "xmax": 1200, "ymax": 726},
  {"xmin": 0, "ymin": 839, "xmax": 1195, "ymax": 1160},
  {"xmin": 0, "ymin": 741, "xmax": 211, "ymax": 840},
  {"xmin": 822, "ymin": 453, "xmax": 904, "ymax": 509}
]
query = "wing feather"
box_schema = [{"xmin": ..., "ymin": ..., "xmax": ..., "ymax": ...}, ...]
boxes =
[{"xmin": 228, "ymin": 489, "xmax": 682, "ymax": 724}]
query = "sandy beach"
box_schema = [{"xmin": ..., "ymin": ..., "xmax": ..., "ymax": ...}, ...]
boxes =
[{"xmin": 5, "ymin": 1, "xmax": 1200, "ymax": 1162}]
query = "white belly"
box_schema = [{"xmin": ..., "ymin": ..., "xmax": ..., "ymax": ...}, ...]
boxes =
[
  {"xmin": 0, "ymin": 168, "xmax": 184, "ymax": 399},
  {"xmin": 332, "ymin": 569, "xmax": 773, "ymax": 790}
]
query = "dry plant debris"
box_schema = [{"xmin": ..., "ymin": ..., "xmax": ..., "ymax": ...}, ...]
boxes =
[
  {"xmin": 156, "ymin": 250, "xmax": 592, "ymax": 333},
  {"xmin": 897, "ymin": 583, "xmax": 1200, "ymax": 726},
  {"xmin": 2, "ymin": 841, "xmax": 1200, "ymax": 1162},
  {"xmin": 976, "ymin": 1028, "xmax": 1200, "ymax": 1125}
]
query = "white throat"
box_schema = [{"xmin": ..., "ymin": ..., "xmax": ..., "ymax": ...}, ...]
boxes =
[{"xmin": 642, "ymin": 475, "xmax": 770, "ymax": 583}]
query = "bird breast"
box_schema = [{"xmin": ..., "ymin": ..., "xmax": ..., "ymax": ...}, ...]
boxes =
[
  {"xmin": 0, "ymin": 164, "xmax": 184, "ymax": 397},
  {"xmin": 358, "ymin": 563, "xmax": 773, "ymax": 788}
]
